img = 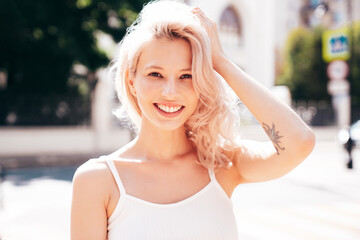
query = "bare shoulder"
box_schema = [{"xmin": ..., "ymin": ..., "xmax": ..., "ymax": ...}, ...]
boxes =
[
  {"xmin": 71, "ymin": 157, "xmax": 111, "ymax": 239},
  {"xmin": 74, "ymin": 157, "xmax": 109, "ymax": 180},
  {"xmin": 72, "ymin": 157, "xmax": 114, "ymax": 198}
]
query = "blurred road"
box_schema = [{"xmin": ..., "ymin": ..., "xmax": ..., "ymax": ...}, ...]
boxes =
[
  {"xmin": 0, "ymin": 127, "xmax": 359, "ymax": 240},
  {"xmin": 233, "ymin": 140, "xmax": 360, "ymax": 240}
]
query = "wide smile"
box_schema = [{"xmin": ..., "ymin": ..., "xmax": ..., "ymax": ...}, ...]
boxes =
[{"xmin": 153, "ymin": 103, "xmax": 185, "ymax": 117}]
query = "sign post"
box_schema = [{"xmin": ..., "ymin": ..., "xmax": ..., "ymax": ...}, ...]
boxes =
[
  {"xmin": 322, "ymin": 28, "xmax": 351, "ymax": 128},
  {"xmin": 322, "ymin": 27, "xmax": 350, "ymax": 62}
]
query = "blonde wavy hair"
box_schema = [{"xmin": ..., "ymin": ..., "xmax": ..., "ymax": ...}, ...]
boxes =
[{"xmin": 111, "ymin": 0, "xmax": 240, "ymax": 169}]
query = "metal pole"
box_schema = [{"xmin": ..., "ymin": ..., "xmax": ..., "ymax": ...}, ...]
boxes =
[{"xmin": 346, "ymin": 0, "xmax": 353, "ymax": 169}]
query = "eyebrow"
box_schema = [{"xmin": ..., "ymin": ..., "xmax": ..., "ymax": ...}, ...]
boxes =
[{"xmin": 144, "ymin": 65, "xmax": 192, "ymax": 72}]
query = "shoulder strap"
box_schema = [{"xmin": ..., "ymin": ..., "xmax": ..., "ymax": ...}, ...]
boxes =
[
  {"xmin": 208, "ymin": 168, "xmax": 216, "ymax": 182},
  {"xmin": 103, "ymin": 156, "xmax": 127, "ymax": 195}
]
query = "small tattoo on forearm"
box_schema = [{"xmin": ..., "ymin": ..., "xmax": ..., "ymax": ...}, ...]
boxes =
[{"xmin": 262, "ymin": 122, "xmax": 285, "ymax": 155}]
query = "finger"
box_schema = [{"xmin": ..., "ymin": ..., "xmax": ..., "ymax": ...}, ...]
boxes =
[
  {"xmin": 191, "ymin": 7, "xmax": 208, "ymax": 18},
  {"xmin": 192, "ymin": 9, "xmax": 211, "ymax": 23},
  {"xmin": 194, "ymin": 12, "xmax": 212, "ymax": 28},
  {"xmin": 190, "ymin": 7, "xmax": 214, "ymax": 31},
  {"xmin": 191, "ymin": 7, "xmax": 200, "ymax": 13}
]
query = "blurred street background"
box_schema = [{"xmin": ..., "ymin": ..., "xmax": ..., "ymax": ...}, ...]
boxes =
[
  {"xmin": 0, "ymin": 127, "xmax": 359, "ymax": 240},
  {"xmin": 1, "ymin": 0, "xmax": 360, "ymax": 239}
]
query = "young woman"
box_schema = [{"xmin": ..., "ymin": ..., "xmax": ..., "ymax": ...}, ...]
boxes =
[{"xmin": 70, "ymin": 1, "xmax": 315, "ymax": 239}]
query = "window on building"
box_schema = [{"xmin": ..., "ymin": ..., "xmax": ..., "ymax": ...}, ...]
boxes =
[{"xmin": 219, "ymin": 6, "xmax": 243, "ymax": 47}]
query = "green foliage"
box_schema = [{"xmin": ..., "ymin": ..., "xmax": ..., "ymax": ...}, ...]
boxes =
[
  {"xmin": 276, "ymin": 26, "xmax": 329, "ymax": 102},
  {"xmin": 0, "ymin": 0, "xmax": 148, "ymax": 125},
  {"xmin": 349, "ymin": 21, "xmax": 360, "ymax": 106},
  {"xmin": 0, "ymin": 0, "xmax": 148, "ymax": 95},
  {"xmin": 277, "ymin": 22, "xmax": 360, "ymax": 108}
]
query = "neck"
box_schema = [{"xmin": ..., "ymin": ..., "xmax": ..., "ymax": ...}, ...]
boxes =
[{"xmin": 132, "ymin": 119, "xmax": 195, "ymax": 163}]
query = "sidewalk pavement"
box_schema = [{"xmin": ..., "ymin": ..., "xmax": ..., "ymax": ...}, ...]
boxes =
[
  {"xmin": 0, "ymin": 126, "xmax": 359, "ymax": 240},
  {"xmin": 233, "ymin": 140, "xmax": 360, "ymax": 239}
]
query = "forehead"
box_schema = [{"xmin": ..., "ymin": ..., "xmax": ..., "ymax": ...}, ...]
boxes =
[{"xmin": 137, "ymin": 38, "xmax": 192, "ymax": 71}]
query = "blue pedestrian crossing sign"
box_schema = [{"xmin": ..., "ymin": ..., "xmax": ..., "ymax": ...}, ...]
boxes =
[{"xmin": 322, "ymin": 27, "xmax": 350, "ymax": 62}]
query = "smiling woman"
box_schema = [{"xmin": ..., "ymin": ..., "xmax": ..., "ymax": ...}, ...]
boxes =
[
  {"xmin": 112, "ymin": 2, "xmax": 238, "ymax": 169},
  {"xmin": 70, "ymin": 1, "xmax": 315, "ymax": 239}
]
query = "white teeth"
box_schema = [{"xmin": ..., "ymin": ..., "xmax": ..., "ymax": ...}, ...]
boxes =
[{"xmin": 156, "ymin": 104, "xmax": 182, "ymax": 113}]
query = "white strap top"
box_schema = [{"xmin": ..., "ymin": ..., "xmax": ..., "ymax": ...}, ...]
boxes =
[{"xmin": 104, "ymin": 156, "xmax": 239, "ymax": 240}]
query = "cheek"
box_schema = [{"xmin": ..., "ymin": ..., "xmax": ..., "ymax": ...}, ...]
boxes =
[
  {"xmin": 186, "ymin": 87, "xmax": 199, "ymax": 111},
  {"xmin": 134, "ymin": 77, "xmax": 146, "ymax": 94},
  {"xmin": 188, "ymin": 88, "xmax": 198, "ymax": 101},
  {"xmin": 134, "ymin": 78, "xmax": 159, "ymax": 103},
  {"xmin": 187, "ymin": 82, "xmax": 199, "ymax": 101}
]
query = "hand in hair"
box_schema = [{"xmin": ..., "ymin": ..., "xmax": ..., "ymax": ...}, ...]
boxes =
[
  {"xmin": 191, "ymin": 7, "xmax": 225, "ymax": 71},
  {"xmin": 192, "ymin": 7, "xmax": 315, "ymax": 184}
]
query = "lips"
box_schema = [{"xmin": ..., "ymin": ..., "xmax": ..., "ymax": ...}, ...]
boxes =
[
  {"xmin": 153, "ymin": 103, "xmax": 185, "ymax": 118},
  {"xmin": 154, "ymin": 103, "xmax": 183, "ymax": 113}
]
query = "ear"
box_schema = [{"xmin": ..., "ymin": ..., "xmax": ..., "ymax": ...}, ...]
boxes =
[
  {"xmin": 127, "ymin": 70, "xmax": 137, "ymax": 97},
  {"xmin": 129, "ymin": 79, "xmax": 137, "ymax": 97}
]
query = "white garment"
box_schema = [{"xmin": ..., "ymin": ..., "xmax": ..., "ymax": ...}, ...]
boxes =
[{"xmin": 104, "ymin": 156, "xmax": 239, "ymax": 240}]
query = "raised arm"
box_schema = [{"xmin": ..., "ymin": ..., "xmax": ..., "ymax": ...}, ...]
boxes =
[{"xmin": 192, "ymin": 8, "xmax": 315, "ymax": 183}]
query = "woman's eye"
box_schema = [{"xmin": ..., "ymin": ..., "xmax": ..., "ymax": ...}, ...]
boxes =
[
  {"xmin": 180, "ymin": 74, "xmax": 192, "ymax": 79},
  {"xmin": 148, "ymin": 72, "xmax": 162, "ymax": 78}
]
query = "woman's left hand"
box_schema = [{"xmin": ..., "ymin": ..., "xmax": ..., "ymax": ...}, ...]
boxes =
[{"xmin": 191, "ymin": 7, "xmax": 225, "ymax": 70}]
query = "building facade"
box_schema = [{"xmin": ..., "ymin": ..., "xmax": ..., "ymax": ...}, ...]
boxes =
[
  {"xmin": 187, "ymin": 0, "xmax": 360, "ymax": 89},
  {"xmin": 187, "ymin": 0, "xmax": 277, "ymax": 88}
]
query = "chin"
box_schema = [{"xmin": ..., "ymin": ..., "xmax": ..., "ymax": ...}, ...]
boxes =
[{"xmin": 153, "ymin": 120, "xmax": 187, "ymax": 132}]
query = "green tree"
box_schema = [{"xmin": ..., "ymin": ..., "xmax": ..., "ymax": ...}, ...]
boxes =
[
  {"xmin": 276, "ymin": 26, "xmax": 329, "ymax": 102},
  {"xmin": 277, "ymin": 22, "xmax": 360, "ymax": 107},
  {"xmin": 350, "ymin": 20, "xmax": 360, "ymax": 107},
  {"xmin": 0, "ymin": 0, "xmax": 148, "ymax": 125},
  {"xmin": 0, "ymin": 0, "xmax": 147, "ymax": 94}
]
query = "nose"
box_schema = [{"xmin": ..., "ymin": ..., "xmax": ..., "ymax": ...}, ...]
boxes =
[{"xmin": 161, "ymin": 77, "xmax": 178, "ymax": 97}]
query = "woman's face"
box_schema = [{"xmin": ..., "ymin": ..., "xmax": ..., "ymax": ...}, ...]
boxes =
[{"xmin": 131, "ymin": 38, "xmax": 199, "ymax": 131}]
